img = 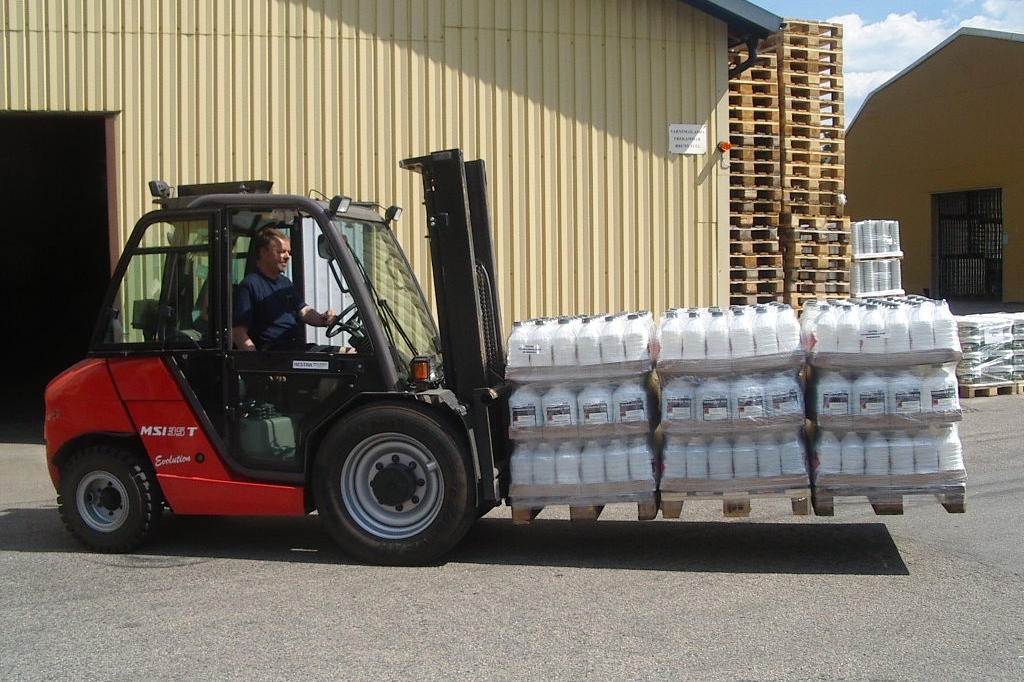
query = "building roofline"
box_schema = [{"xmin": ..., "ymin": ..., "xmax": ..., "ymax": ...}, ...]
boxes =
[
  {"xmin": 849, "ymin": 27, "xmax": 1024, "ymax": 130},
  {"xmin": 681, "ymin": 0, "xmax": 783, "ymax": 39}
]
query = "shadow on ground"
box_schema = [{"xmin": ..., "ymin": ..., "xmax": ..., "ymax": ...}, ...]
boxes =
[{"xmin": 0, "ymin": 505, "xmax": 908, "ymax": 575}]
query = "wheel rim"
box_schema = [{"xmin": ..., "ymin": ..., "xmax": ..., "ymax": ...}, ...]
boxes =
[
  {"xmin": 77, "ymin": 470, "xmax": 130, "ymax": 533},
  {"xmin": 340, "ymin": 432, "xmax": 444, "ymax": 540}
]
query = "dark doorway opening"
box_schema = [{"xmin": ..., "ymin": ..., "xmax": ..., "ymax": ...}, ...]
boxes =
[
  {"xmin": 0, "ymin": 114, "xmax": 111, "ymax": 436},
  {"xmin": 934, "ymin": 188, "xmax": 1003, "ymax": 301}
]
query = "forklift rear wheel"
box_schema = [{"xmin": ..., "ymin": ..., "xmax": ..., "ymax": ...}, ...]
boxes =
[
  {"xmin": 313, "ymin": 402, "xmax": 476, "ymax": 565},
  {"xmin": 57, "ymin": 445, "xmax": 163, "ymax": 553}
]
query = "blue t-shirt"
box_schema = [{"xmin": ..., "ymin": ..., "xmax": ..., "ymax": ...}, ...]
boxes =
[{"xmin": 233, "ymin": 272, "xmax": 307, "ymax": 348}]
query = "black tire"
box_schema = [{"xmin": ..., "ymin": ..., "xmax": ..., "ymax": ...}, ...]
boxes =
[
  {"xmin": 57, "ymin": 445, "xmax": 164, "ymax": 553},
  {"xmin": 312, "ymin": 402, "xmax": 476, "ymax": 565}
]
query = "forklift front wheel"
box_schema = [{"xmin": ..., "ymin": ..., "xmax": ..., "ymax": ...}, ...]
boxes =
[
  {"xmin": 57, "ymin": 445, "xmax": 164, "ymax": 553},
  {"xmin": 313, "ymin": 402, "xmax": 476, "ymax": 565}
]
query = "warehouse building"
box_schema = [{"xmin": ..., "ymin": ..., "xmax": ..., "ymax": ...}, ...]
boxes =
[
  {"xmin": 845, "ymin": 28, "xmax": 1024, "ymax": 304},
  {"xmin": 1, "ymin": 0, "xmax": 781, "ymax": 420}
]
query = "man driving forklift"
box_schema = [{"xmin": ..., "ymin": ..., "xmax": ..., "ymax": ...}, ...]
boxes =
[{"xmin": 231, "ymin": 226, "xmax": 339, "ymax": 351}]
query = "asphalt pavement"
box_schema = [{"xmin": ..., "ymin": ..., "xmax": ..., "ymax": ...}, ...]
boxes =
[{"xmin": 1, "ymin": 394, "xmax": 1022, "ymax": 681}]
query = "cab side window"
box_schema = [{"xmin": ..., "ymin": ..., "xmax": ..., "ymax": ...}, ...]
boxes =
[{"xmin": 100, "ymin": 218, "xmax": 214, "ymax": 349}]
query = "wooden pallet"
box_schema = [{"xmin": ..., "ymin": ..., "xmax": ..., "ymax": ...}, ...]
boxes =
[
  {"xmin": 729, "ymin": 225, "xmax": 779, "ymax": 241},
  {"xmin": 661, "ymin": 488, "xmax": 813, "ymax": 518},
  {"xmin": 958, "ymin": 382, "xmax": 1023, "ymax": 398},
  {"xmin": 783, "ymin": 241, "xmax": 852, "ymax": 258},
  {"xmin": 510, "ymin": 501, "xmax": 659, "ymax": 525},
  {"xmin": 730, "ymin": 266, "xmax": 784, "ymax": 280},
  {"xmin": 781, "ymin": 225, "xmax": 851, "ymax": 243},
  {"xmin": 730, "ymin": 280, "xmax": 784, "ymax": 295},
  {"xmin": 729, "ymin": 119, "xmax": 780, "ymax": 135},
  {"xmin": 728, "ymin": 293, "xmax": 783, "ymax": 307},
  {"xmin": 730, "ymin": 212, "xmax": 779, "ymax": 229},
  {"xmin": 812, "ymin": 485, "xmax": 966, "ymax": 516},
  {"xmin": 731, "ymin": 253, "xmax": 783, "ymax": 268},
  {"xmin": 731, "ymin": 239, "xmax": 780, "ymax": 255},
  {"xmin": 779, "ymin": 71, "xmax": 843, "ymax": 91}
]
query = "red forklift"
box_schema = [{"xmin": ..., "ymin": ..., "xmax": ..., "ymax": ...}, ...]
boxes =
[{"xmin": 44, "ymin": 150, "xmax": 510, "ymax": 565}]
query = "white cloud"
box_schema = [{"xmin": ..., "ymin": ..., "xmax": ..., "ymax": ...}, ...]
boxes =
[{"xmin": 827, "ymin": 2, "xmax": 1024, "ymax": 123}]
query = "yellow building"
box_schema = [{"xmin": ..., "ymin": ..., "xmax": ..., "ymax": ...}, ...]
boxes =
[
  {"xmin": 846, "ymin": 28, "xmax": 1024, "ymax": 303},
  {"xmin": 1, "ymin": 0, "xmax": 779, "ymax": 415}
]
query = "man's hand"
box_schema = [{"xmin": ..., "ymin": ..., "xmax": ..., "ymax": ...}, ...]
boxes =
[{"xmin": 299, "ymin": 306, "xmax": 338, "ymax": 328}]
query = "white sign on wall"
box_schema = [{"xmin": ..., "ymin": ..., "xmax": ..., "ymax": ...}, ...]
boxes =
[{"xmin": 668, "ymin": 124, "xmax": 707, "ymax": 155}]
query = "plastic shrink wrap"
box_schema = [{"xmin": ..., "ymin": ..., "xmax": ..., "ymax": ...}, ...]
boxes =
[
  {"xmin": 955, "ymin": 313, "xmax": 1021, "ymax": 386},
  {"xmin": 802, "ymin": 296, "xmax": 967, "ymax": 510},
  {"xmin": 656, "ymin": 304, "xmax": 811, "ymax": 502},
  {"xmin": 506, "ymin": 312, "xmax": 656, "ymax": 508}
]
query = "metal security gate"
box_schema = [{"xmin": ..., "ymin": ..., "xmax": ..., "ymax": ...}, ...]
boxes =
[{"xmin": 934, "ymin": 188, "xmax": 1003, "ymax": 299}]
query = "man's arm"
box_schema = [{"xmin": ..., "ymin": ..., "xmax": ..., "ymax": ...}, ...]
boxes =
[
  {"xmin": 298, "ymin": 306, "xmax": 338, "ymax": 327},
  {"xmin": 232, "ymin": 325, "xmax": 257, "ymax": 351}
]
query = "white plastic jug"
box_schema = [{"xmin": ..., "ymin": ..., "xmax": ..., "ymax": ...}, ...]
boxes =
[
  {"xmin": 775, "ymin": 303, "xmax": 801, "ymax": 354},
  {"xmin": 555, "ymin": 441, "xmax": 582, "ymax": 485},
  {"xmin": 909, "ymin": 301, "xmax": 935, "ymax": 351},
  {"xmin": 780, "ymin": 434, "xmax": 807, "ymax": 476},
  {"xmin": 728, "ymin": 306, "xmax": 755, "ymax": 359},
  {"xmin": 681, "ymin": 309, "xmax": 708, "ymax": 360},
  {"xmin": 933, "ymin": 299, "xmax": 962, "ymax": 352},
  {"xmin": 816, "ymin": 371, "xmax": 852, "ymax": 416},
  {"xmin": 757, "ymin": 434, "xmax": 783, "ymax": 477},
  {"xmin": 531, "ymin": 441, "xmax": 557, "ymax": 486},
  {"xmin": 542, "ymin": 385, "xmax": 578, "ymax": 428},
  {"xmin": 888, "ymin": 371, "xmax": 923, "ymax": 415},
  {"xmin": 507, "ymin": 321, "xmax": 533, "ymax": 368},
  {"xmin": 531, "ymin": 319, "xmax": 555, "ymax": 367},
  {"xmin": 509, "ymin": 384, "xmax": 544, "ymax": 428},
  {"xmin": 576, "ymin": 316, "xmax": 604, "ymax": 366},
  {"xmin": 836, "ymin": 304, "xmax": 863, "ymax": 353},
  {"xmin": 684, "ymin": 437, "xmax": 709, "ymax": 479},
  {"xmin": 577, "ymin": 383, "xmax": 614, "ymax": 427},
  {"xmin": 812, "ymin": 304, "xmax": 839, "ymax": 353},
  {"xmin": 697, "ymin": 378, "xmax": 732, "ymax": 422},
  {"xmin": 658, "ymin": 310, "xmax": 684, "ymax": 361},
  {"xmin": 859, "ymin": 304, "xmax": 886, "ymax": 354},
  {"xmin": 922, "ymin": 364, "xmax": 959, "ymax": 413},
  {"xmin": 510, "ymin": 442, "xmax": 534, "ymax": 485},
  {"xmin": 599, "ymin": 314, "xmax": 627, "ymax": 364},
  {"xmin": 863, "ymin": 431, "xmax": 890, "ymax": 475},
  {"xmin": 604, "ymin": 439, "xmax": 631, "ymax": 482},
  {"xmin": 705, "ymin": 308, "xmax": 731, "ymax": 359},
  {"xmin": 732, "ymin": 377, "xmax": 766, "ymax": 420},
  {"xmin": 708, "ymin": 436, "xmax": 733, "ymax": 480},
  {"xmin": 884, "ymin": 303, "xmax": 911, "ymax": 353},
  {"xmin": 852, "ymin": 373, "xmax": 887, "ymax": 416},
  {"xmin": 623, "ymin": 313, "xmax": 651, "ymax": 363},
  {"xmin": 889, "ymin": 431, "xmax": 915, "ymax": 475},
  {"xmin": 661, "ymin": 376, "xmax": 698, "ymax": 422},
  {"xmin": 765, "ymin": 372, "xmax": 803, "ymax": 417},
  {"xmin": 732, "ymin": 435, "xmax": 758, "ymax": 479},
  {"xmin": 580, "ymin": 440, "xmax": 606, "ymax": 484},
  {"xmin": 913, "ymin": 432, "xmax": 939, "ymax": 474},
  {"xmin": 840, "ymin": 431, "xmax": 865, "ymax": 475},
  {"xmin": 816, "ymin": 430, "xmax": 842, "ymax": 475},
  {"xmin": 551, "ymin": 317, "xmax": 578, "ymax": 367},
  {"xmin": 613, "ymin": 382, "xmax": 648, "ymax": 424},
  {"xmin": 662, "ymin": 437, "xmax": 687, "ymax": 480},
  {"xmin": 627, "ymin": 439, "xmax": 653, "ymax": 483},
  {"xmin": 936, "ymin": 425, "xmax": 964, "ymax": 471},
  {"xmin": 753, "ymin": 305, "xmax": 780, "ymax": 356}
]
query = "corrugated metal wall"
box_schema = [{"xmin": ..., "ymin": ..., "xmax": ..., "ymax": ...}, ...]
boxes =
[{"xmin": 2, "ymin": 0, "xmax": 730, "ymax": 327}]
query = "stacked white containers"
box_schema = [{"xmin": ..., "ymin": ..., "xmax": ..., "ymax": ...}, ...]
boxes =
[
  {"xmin": 851, "ymin": 220, "xmax": 904, "ymax": 297},
  {"xmin": 657, "ymin": 304, "xmax": 811, "ymax": 515},
  {"xmin": 506, "ymin": 312, "xmax": 657, "ymax": 511},
  {"xmin": 803, "ymin": 296, "xmax": 967, "ymax": 513},
  {"xmin": 955, "ymin": 313, "xmax": 1018, "ymax": 388}
]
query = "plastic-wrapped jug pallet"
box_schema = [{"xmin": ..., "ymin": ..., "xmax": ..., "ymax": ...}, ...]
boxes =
[
  {"xmin": 656, "ymin": 304, "xmax": 813, "ymax": 518},
  {"xmin": 801, "ymin": 296, "xmax": 967, "ymax": 515},
  {"xmin": 506, "ymin": 312, "xmax": 658, "ymax": 523},
  {"xmin": 955, "ymin": 313, "xmax": 1024, "ymax": 397}
]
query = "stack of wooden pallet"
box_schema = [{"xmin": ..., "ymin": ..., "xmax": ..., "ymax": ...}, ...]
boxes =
[
  {"xmin": 727, "ymin": 19, "xmax": 850, "ymax": 310},
  {"xmin": 728, "ymin": 43, "xmax": 784, "ymax": 306},
  {"xmin": 775, "ymin": 20, "xmax": 851, "ymax": 309}
]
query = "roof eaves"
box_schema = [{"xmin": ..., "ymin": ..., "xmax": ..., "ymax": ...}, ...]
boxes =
[{"xmin": 680, "ymin": 0, "xmax": 783, "ymax": 39}]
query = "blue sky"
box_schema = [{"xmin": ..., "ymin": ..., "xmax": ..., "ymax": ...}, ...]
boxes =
[{"xmin": 755, "ymin": 0, "xmax": 1024, "ymax": 122}]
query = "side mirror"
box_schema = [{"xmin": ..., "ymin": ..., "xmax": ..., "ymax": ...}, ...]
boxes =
[{"xmin": 317, "ymin": 234, "xmax": 334, "ymax": 261}]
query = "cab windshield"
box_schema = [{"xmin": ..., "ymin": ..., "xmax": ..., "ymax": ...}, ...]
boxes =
[{"xmin": 331, "ymin": 215, "xmax": 440, "ymax": 375}]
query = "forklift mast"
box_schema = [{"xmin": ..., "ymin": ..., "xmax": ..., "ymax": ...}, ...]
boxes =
[{"xmin": 401, "ymin": 149, "xmax": 510, "ymax": 500}]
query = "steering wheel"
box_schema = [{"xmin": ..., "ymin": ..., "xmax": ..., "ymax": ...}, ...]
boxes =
[{"xmin": 325, "ymin": 302, "xmax": 365, "ymax": 342}]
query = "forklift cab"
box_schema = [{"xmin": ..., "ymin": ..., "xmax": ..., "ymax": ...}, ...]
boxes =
[{"xmin": 89, "ymin": 188, "xmax": 441, "ymax": 481}]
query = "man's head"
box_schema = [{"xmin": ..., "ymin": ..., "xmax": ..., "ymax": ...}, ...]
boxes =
[{"xmin": 254, "ymin": 227, "xmax": 291, "ymax": 278}]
